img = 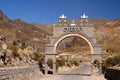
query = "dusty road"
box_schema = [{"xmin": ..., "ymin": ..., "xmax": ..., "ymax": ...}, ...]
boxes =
[
  {"xmin": 40, "ymin": 65, "xmax": 106, "ymax": 80},
  {"xmin": 59, "ymin": 64, "xmax": 91, "ymax": 75}
]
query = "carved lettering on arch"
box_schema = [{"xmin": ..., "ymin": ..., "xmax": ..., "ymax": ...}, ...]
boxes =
[{"xmin": 64, "ymin": 27, "xmax": 82, "ymax": 32}]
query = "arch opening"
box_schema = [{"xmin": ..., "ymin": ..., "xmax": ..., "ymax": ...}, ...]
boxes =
[
  {"xmin": 54, "ymin": 34, "xmax": 93, "ymax": 74},
  {"xmin": 56, "ymin": 36, "xmax": 91, "ymax": 55},
  {"xmin": 54, "ymin": 34, "xmax": 94, "ymax": 54}
]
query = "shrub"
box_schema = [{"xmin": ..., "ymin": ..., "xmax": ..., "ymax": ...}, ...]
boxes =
[
  {"xmin": 56, "ymin": 59, "xmax": 65, "ymax": 67},
  {"xmin": 67, "ymin": 64, "xmax": 71, "ymax": 67},
  {"xmin": 9, "ymin": 45, "xmax": 19, "ymax": 58},
  {"xmin": 47, "ymin": 59, "xmax": 53, "ymax": 69},
  {"xmin": 31, "ymin": 52, "xmax": 44, "ymax": 69},
  {"xmin": 72, "ymin": 60, "xmax": 79, "ymax": 66},
  {"xmin": 20, "ymin": 42, "xmax": 27, "ymax": 50},
  {"xmin": 106, "ymin": 55, "xmax": 120, "ymax": 67}
]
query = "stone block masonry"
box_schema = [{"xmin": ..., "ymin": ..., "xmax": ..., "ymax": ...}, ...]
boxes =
[{"xmin": 0, "ymin": 65, "xmax": 43, "ymax": 80}]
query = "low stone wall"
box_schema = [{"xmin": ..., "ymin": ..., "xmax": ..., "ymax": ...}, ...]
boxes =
[
  {"xmin": 104, "ymin": 67, "xmax": 120, "ymax": 80},
  {"xmin": 0, "ymin": 65, "xmax": 43, "ymax": 80}
]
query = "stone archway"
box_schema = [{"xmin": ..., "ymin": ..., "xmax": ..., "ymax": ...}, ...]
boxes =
[
  {"xmin": 53, "ymin": 33, "xmax": 94, "ymax": 54},
  {"xmin": 44, "ymin": 14, "xmax": 102, "ymax": 75},
  {"xmin": 45, "ymin": 33, "xmax": 102, "ymax": 75}
]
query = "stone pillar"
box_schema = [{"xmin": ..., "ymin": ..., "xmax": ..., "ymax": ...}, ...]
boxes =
[
  {"xmin": 53, "ymin": 62, "xmax": 56, "ymax": 75},
  {"xmin": 91, "ymin": 63, "xmax": 94, "ymax": 75},
  {"xmin": 45, "ymin": 62, "xmax": 48, "ymax": 75},
  {"xmin": 99, "ymin": 63, "xmax": 102, "ymax": 75}
]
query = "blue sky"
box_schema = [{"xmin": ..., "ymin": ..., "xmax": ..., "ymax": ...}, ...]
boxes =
[{"xmin": 0, "ymin": 0, "xmax": 120, "ymax": 24}]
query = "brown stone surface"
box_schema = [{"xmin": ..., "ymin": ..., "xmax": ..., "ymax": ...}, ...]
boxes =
[{"xmin": 0, "ymin": 65, "xmax": 43, "ymax": 80}]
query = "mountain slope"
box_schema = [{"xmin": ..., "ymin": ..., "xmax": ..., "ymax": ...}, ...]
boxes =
[
  {"xmin": 95, "ymin": 19, "xmax": 120, "ymax": 54},
  {"xmin": 0, "ymin": 10, "xmax": 49, "ymax": 52}
]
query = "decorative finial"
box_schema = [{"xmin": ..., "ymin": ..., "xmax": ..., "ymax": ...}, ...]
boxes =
[
  {"xmin": 81, "ymin": 13, "xmax": 88, "ymax": 18},
  {"xmin": 60, "ymin": 14, "xmax": 67, "ymax": 19},
  {"xmin": 70, "ymin": 20, "xmax": 76, "ymax": 26}
]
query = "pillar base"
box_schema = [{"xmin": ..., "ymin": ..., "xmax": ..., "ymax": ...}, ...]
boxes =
[{"xmin": 99, "ymin": 63, "xmax": 102, "ymax": 75}]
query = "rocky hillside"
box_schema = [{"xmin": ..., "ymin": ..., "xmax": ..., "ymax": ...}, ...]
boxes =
[
  {"xmin": 0, "ymin": 10, "xmax": 49, "ymax": 52},
  {"xmin": 95, "ymin": 19, "xmax": 120, "ymax": 54},
  {"xmin": 31, "ymin": 23, "xmax": 53, "ymax": 36}
]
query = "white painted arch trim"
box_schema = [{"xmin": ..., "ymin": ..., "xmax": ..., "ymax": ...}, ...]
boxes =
[{"xmin": 53, "ymin": 33, "xmax": 94, "ymax": 54}]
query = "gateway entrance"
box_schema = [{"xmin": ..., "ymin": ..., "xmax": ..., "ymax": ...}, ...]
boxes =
[{"xmin": 44, "ymin": 14, "xmax": 102, "ymax": 75}]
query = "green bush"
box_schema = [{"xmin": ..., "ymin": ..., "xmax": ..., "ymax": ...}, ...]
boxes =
[
  {"xmin": 47, "ymin": 59, "xmax": 53, "ymax": 69},
  {"xmin": 106, "ymin": 55, "xmax": 120, "ymax": 67},
  {"xmin": 56, "ymin": 59, "xmax": 65, "ymax": 67},
  {"xmin": 9, "ymin": 45, "xmax": 19, "ymax": 58},
  {"xmin": 72, "ymin": 60, "xmax": 79, "ymax": 66},
  {"xmin": 31, "ymin": 52, "xmax": 44, "ymax": 69},
  {"xmin": 67, "ymin": 64, "xmax": 71, "ymax": 67},
  {"xmin": 106, "ymin": 48, "xmax": 120, "ymax": 53},
  {"xmin": 20, "ymin": 42, "xmax": 27, "ymax": 50}
]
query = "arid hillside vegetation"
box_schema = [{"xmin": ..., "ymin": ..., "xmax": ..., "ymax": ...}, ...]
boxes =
[
  {"xmin": 95, "ymin": 19, "xmax": 120, "ymax": 54},
  {"xmin": 0, "ymin": 10, "xmax": 50, "ymax": 53}
]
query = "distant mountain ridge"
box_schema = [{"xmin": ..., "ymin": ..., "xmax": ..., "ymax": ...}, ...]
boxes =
[{"xmin": 0, "ymin": 10, "xmax": 10, "ymax": 22}]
